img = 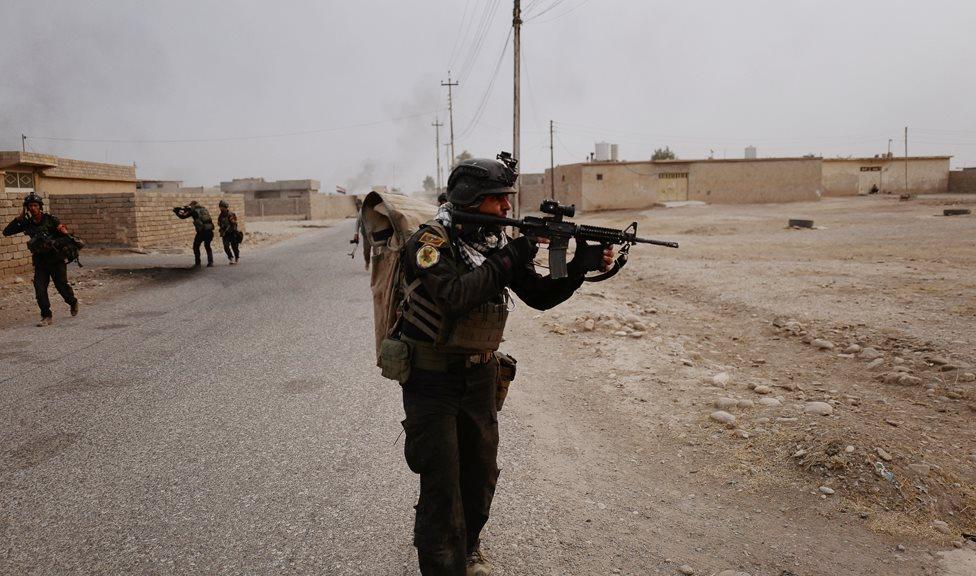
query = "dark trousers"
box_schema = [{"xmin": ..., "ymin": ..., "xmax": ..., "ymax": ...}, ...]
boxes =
[
  {"xmin": 222, "ymin": 235, "xmax": 240, "ymax": 260},
  {"xmin": 401, "ymin": 360, "xmax": 500, "ymax": 576},
  {"xmin": 32, "ymin": 252, "xmax": 76, "ymax": 318},
  {"xmin": 193, "ymin": 230, "xmax": 214, "ymax": 265}
]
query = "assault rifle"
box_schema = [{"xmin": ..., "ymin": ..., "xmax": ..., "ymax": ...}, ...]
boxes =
[{"xmin": 450, "ymin": 199, "xmax": 678, "ymax": 281}]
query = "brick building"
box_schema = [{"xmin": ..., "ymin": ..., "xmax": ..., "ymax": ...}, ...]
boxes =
[
  {"xmin": 220, "ymin": 177, "xmax": 356, "ymax": 220},
  {"xmin": 0, "ymin": 151, "xmax": 137, "ymax": 196}
]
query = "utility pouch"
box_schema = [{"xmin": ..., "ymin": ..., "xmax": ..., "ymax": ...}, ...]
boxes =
[
  {"xmin": 379, "ymin": 337, "xmax": 412, "ymax": 383},
  {"xmin": 494, "ymin": 352, "xmax": 517, "ymax": 411}
]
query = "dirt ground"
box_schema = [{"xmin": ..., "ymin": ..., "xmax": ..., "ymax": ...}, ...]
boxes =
[{"xmin": 498, "ymin": 193, "xmax": 975, "ymax": 574}]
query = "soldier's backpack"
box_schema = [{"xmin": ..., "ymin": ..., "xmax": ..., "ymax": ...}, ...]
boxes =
[
  {"xmin": 360, "ymin": 191, "xmax": 438, "ymax": 365},
  {"xmin": 194, "ymin": 206, "xmax": 215, "ymax": 232}
]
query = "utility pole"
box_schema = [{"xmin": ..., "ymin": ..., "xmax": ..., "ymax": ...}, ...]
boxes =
[
  {"xmin": 549, "ymin": 120, "xmax": 555, "ymax": 200},
  {"xmin": 441, "ymin": 74, "xmax": 459, "ymax": 168},
  {"xmin": 512, "ymin": 0, "xmax": 522, "ymax": 218},
  {"xmin": 887, "ymin": 138, "xmax": 893, "ymax": 157},
  {"xmin": 432, "ymin": 117, "xmax": 444, "ymax": 191},
  {"xmin": 21, "ymin": 134, "xmax": 26, "ymax": 152},
  {"xmin": 904, "ymin": 126, "xmax": 909, "ymax": 195}
]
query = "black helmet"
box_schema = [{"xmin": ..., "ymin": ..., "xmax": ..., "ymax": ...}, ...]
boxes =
[
  {"xmin": 23, "ymin": 191, "xmax": 44, "ymax": 208},
  {"xmin": 218, "ymin": 200, "xmax": 229, "ymax": 208},
  {"xmin": 447, "ymin": 151, "xmax": 519, "ymax": 208}
]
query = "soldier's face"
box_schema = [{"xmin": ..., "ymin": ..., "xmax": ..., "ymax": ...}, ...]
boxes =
[
  {"xmin": 26, "ymin": 203, "xmax": 42, "ymax": 218},
  {"xmin": 477, "ymin": 194, "xmax": 511, "ymax": 218}
]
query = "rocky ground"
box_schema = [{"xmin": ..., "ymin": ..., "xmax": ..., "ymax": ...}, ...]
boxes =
[{"xmin": 499, "ymin": 194, "xmax": 975, "ymax": 574}]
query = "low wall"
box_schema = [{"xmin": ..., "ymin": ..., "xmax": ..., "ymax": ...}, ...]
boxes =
[
  {"xmin": 46, "ymin": 192, "xmax": 245, "ymax": 249},
  {"xmin": 309, "ymin": 194, "xmax": 357, "ymax": 220},
  {"xmin": 245, "ymin": 197, "xmax": 309, "ymax": 220},
  {"xmin": 1, "ymin": 190, "xmax": 48, "ymax": 282},
  {"xmin": 948, "ymin": 170, "xmax": 976, "ymax": 193},
  {"xmin": 688, "ymin": 158, "xmax": 822, "ymax": 204}
]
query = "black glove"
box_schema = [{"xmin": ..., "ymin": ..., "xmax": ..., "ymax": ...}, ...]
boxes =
[
  {"xmin": 502, "ymin": 235, "xmax": 538, "ymax": 268},
  {"xmin": 567, "ymin": 242, "xmax": 606, "ymax": 277}
]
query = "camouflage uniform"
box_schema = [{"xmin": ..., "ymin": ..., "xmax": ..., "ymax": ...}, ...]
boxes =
[
  {"xmin": 398, "ymin": 219, "xmax": 584, "ymax": 575},
  {"xmin": 3, "ymin": 212, "xmax": 78, "ymax": 320}
]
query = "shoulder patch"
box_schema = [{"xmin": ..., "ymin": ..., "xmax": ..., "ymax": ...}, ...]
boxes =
[
  {"xmin": 418, "ymin": 231, "xmax": 446, "ymax": 247},
  {"xmin": 416, "ymin": 244, "xmax": 441, "ymax": 269}
]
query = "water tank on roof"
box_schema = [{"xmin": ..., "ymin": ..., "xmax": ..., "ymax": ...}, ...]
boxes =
[
  {"xmin": 594, "ymin": 142, "xmax": 611, "ymax": 162},
  {"xmin": 745, "ymin": 145, "xmax": 757, "ymax": 159},
  {"xmin": 610, "ymin": 144, "xmax": 619, "ymax": 162}
]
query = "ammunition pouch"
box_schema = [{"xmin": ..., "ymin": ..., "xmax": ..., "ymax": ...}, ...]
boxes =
[
  {"xmin": 379, "ymin": 337, "xmax": 412, "ymax": 383},
  {"xmin": 26, "ymin": 233, "xmax": 54, "ymax": 255},
  {"xmin": 494, "ymin": 351, "xmax": 517, "ymax": 411}
]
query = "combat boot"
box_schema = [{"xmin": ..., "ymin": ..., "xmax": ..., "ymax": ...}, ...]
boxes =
[
  {"xmin": 36, "ymin": 317, "xmax": 53, "ymax": 327},
  {"xmin": 70, "ymin": 300, "xmax": 80, "ymax": 316},
  {"xmin": 466, "ymin": 547, "xmax": 493, "ymax": 576}
]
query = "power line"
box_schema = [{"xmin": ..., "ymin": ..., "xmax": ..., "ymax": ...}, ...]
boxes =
[
  {"xmin": 524, "ymin": 0, "xmax": 571, "ymax": 21},
  {"xmin": 457, "ymin": 26, "xmax": 513, "ymax": 141},
  {"xmin": 457, "ymin": 0, "xmax": 503, "ymax": 85},
  {"xmin": 530, "ymin": 0, "xmax": 595, "ymax": 24},
  {"xmin": 27, "ymin": 110, "xmax": 443, "ymax": 145},
  {"xmin": 446, "ymin": 0, "xmax": 476, "ymax": 71}
]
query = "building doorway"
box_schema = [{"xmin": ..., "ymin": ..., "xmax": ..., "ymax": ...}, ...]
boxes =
[
  {"xmin": 858, "ymin": 166, "xmax": 882, "ymax": 195},
  {"xmin": 657, "ymin": 172, "xmax": 688, "ymax": 202}
]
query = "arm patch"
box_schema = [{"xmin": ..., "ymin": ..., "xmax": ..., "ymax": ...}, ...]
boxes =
[
  {"xmin": 416, "ymin": 244, "xmax": 441, "ymax": 269},
  {"xmin": 418, "ymin": 231, "xmax": 446, "ymax": 247}
]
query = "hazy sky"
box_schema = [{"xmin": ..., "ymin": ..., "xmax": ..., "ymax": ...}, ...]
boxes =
[{"xmin": 2, "ymin": 0, "xmax": 975, "ymax": 192}]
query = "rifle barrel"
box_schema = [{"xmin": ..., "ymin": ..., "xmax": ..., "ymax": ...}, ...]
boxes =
[{"xmin": 633, "ymin": 237, "xmax": 679, "ymax": 248}]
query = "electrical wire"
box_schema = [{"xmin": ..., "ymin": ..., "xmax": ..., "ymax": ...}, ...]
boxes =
[
  {"xmin": 457, "ymin": 26, "xmax": 513, "ymax": 141},
  {"xmin": 26, "ymin": 110, "xmax": 445, "ymax": 145},
  {"xmin": 457, "ymin": 0, "xmax": 503, "ymax": 85},
  {"xmin": 530, "ymin": 0, "xmax": 596, "ymax": 24},
  {"xmin": 525, "ymin": 0, "xmax": 571, "ymax": 21},
  {"xmin": 446, "ymin": 0, "xmax": 475, "ymax": 71}
]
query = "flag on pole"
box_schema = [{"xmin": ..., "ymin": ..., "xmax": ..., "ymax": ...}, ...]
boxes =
[{"xmin": 336, "ymin": 185, "xmax": 347, "ymax": 194}]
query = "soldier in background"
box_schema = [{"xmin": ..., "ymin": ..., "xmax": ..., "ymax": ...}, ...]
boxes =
[
  {"xmin": 173, "ymin": 200, "xmax": 215, "ymax": 267},
  {"xmin": 2, "ymin": 192, "xmax": 79, "ymax": 327},
  {"xmin": 217, "ymin": 200, "xmax": 241, "ymax": 265}
]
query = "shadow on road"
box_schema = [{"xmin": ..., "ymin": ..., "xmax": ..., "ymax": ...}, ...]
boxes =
[{"xmin": 100, "ymin": 266, "xmax": 203, "ymax": 284}]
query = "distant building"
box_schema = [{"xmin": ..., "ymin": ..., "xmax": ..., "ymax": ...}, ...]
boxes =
[
  {"xmin": 0, "ymin": 151, "xmax": 137, "ymax": 195},
  {"xmin": 219, "ymin": 177, "xmax": 358, "ymax": 220},
  {"xmin": 745, "ymin": 146, "xmax": 757, "ymax": 159},
  {"xmin": 822, "ymin": 156, "xmax": 950, "ymax": 196},
  {"xmin": 137, "ymin": 179, "xmax": 183, "ymax": 191}
]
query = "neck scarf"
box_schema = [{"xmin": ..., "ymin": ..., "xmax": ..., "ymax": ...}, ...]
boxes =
[{"xmin": 435, "ymin": 203, "xmax": 508, "ymax": 269}]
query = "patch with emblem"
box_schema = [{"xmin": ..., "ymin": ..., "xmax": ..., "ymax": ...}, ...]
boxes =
[
  {"xmin": 418, "ymin": 231, "xmax": 446, "ymax": 247},
  {"xmin": 416, "ymin": 244, "xmax": 441, "ymax": 269}
]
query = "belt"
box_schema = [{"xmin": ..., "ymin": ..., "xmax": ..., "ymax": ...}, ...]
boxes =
[{"xmin": 403, "ymin": 337, "xmax": 493, "ymax": 372}]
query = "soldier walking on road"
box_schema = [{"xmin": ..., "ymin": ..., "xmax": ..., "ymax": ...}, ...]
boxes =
[
  {"xmin": 3, "ymin": 192, "xmax": 80, "ymax": 327},
  {"xmin": 388, "ymin": 153, "xmax": 613, "ymax": 575},
  {"xmin": 173, "ymin": 200, "xmax": 215, "ymax": 268},
  {"xmin": 217, "ymin": 200, "xmax": 241, "ymax": 265}
]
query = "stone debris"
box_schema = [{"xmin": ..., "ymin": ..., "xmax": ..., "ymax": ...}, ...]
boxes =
[
  {"xmin": 752, "ymin": 385, "xmax": 772, "ymax": 395},
  {"xmin": 710, "ymin": 411, "xmax": 736, "ymax": 426},
  {"xmin": 717, "ymin": 571, "xmax": 752, "ymax": 576},
  {"xmin": 933, "ymin": 520, "xmax": 951, "ymax": 535},
  {"xmin": 714, "ymin": 398, "xmax": 738, "ymax": 410},
  {"xmin": 908, "ymin": 463, "xmax": 931, "ymax": 476},
  {"xmin": 876, "ymin": 447, "xmax": 893, "ymax": 462},
  {"xmin": 677, "ymin": 564, "xmax": 695, "ymax": 575},
  {"xmin": 819, "ymin": 486, "xmax": 835, "ymax": 495},
  {"xmin": 758, "ymin": 397, "xmax": 782, "ymax": 407},
  {"xmin": 866, "ymin": 358, "xmax": 885, "ymax": 370},
  {"xmin": 843, "ymin": 344, "xmax": 862, "ymax": 354},
  {"xmin": 804, "ymin": 401, "xmax": 833, "ymax": 416},
  {"xmin": 712, "ymin": 372, "xmax": 731, "ymax": 386},
  {"xmin": 859, "ymin": 347, "xmax": 883, "ymax": 360},
  {"xmin": 737, "ymin": 399, "xmax": 755, "ymax": 409},
  {"xmin": 812, "ymin": 338, "xmax": 834, "ymax": 350}
]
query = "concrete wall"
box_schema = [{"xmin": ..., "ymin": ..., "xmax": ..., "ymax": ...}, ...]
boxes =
[
  {"xmin": 688, "ymin": 158, "xmax": 822, "ymax": 204},
  {"xmin": 518, "ymin": 173, "xmax": 548, "ymax": 212},
  {"xmin": 38, "ymin": 177, "xmax": 136, "ymax": 196},
  {"xmin": 948, "ymin": 169, "xmax": 976, "ymax": 193},
  {"xmin": 0, "ymin": 189, "xmax": 46, "ymax": 282},
  {"xmin": 580, "ymin": 163, "xmax": 662, "ymax": 212},
  {"xmin": 823, "ymin": 157, "xmax": 949, "ymax": 196},
  {"xmin": 537, "ymin": 165, "xmax": 584, "ymax": 212},
  {"xmin": 309, "ymin": 194, "xmax": 358, "ymax": 220},
  {"xmin": 45, "ymin": 192, "xmax": 245, "ymax": 249}
]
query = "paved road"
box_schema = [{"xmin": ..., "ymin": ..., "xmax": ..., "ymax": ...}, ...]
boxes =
[{"xmin": 0, "ymin": 225, "xmax": 420, "ymax": 574}]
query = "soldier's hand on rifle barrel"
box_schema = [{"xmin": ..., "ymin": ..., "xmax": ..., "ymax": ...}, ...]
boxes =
[{"xmin": 601, "ymin": 246, "xmax": 615, "ymax": 272}]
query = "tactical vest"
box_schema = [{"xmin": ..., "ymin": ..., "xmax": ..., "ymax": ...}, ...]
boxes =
[{"xmin": 400, "ymin": 222, "xmax": 509, "ymax": 353}]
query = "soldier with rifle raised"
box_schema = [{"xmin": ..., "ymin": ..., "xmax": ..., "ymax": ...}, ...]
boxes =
[{"xmin": 383, "ymin": 151, "xmax": 676, "ymax": 575}]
